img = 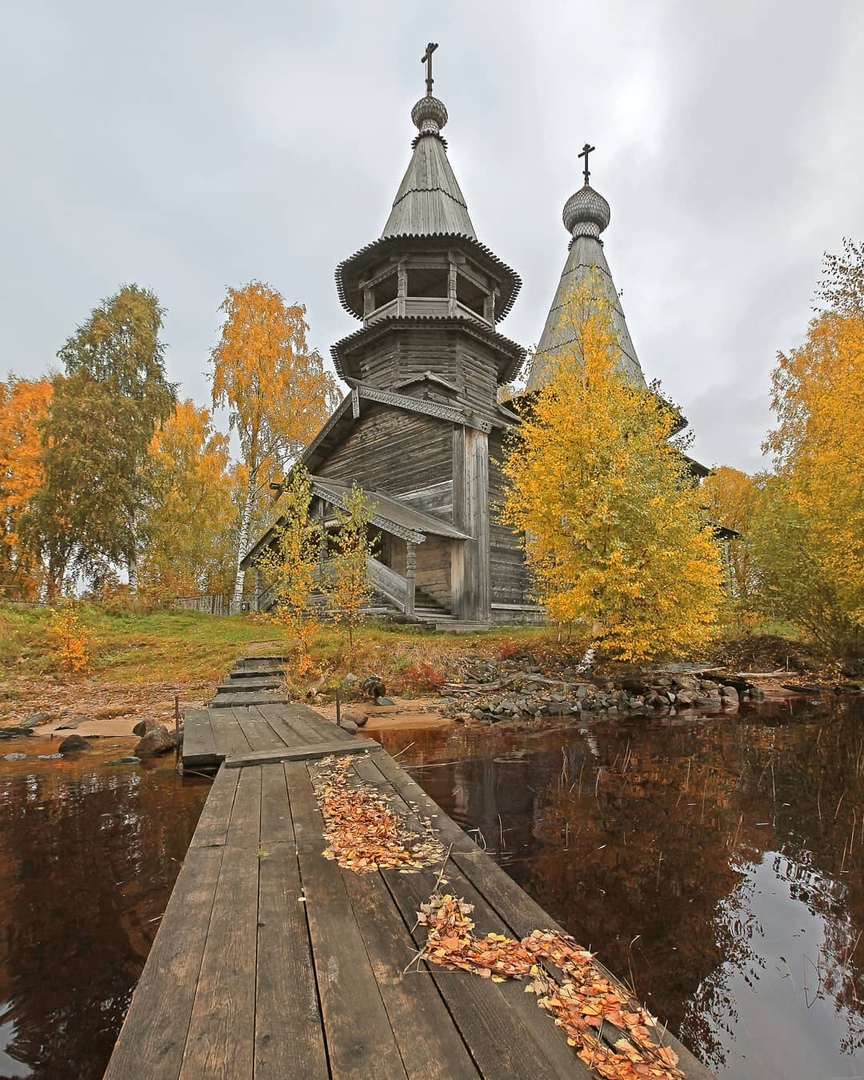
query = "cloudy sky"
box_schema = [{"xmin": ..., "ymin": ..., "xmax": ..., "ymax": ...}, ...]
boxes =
[{"xmin": 2, "ymin": 0, "xmax": 862, "ymax": 473}]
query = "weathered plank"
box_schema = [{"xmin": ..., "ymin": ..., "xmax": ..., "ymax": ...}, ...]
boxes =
[
  {"xmin": 285, "ymin": 761, "xmax": 408, "ymax": 1079},
  {"xmin": 103, "ymin": 845, "xmax": 224, "ymax": 1080},
  {"xmin": 188, "ymin": 766, "xmax": 240, "ymax": 850},
  {"xmin": 233, "ymin": 708, "xmax": 290, "ymax": 753},
  {"xmin": 207, "ymin": 708, "xmax": 254, "ymax": 761},
  {"xmin": 224, "ymin": 739, "xmax": 381, "ymax": 769},
  {"xmin": 342, "ymin": 869, "xmax": 480, "ymax": 1079},
  {"xmin": 179, "ymin": 768, "xmax": 261, "ymax": 1079},
  {"xmin": 210, "ymin": 691, "xmax": 294, "ymax": 709},
  {"xmin": 255, "ymin": 764, "xmax": 328, "ymax": 1079},
  {"xmin": 216, "ymin": 678, "xmax": 282, "ymax": 694},
  {"xmin": 254, "ymin": 702, "xmax": 343, "ymax": 746},
  {"xmin": 182, "ymin": 709, "xmax": 218, "ymax": 769}
]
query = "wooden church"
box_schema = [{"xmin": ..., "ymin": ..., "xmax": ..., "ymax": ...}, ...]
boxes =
[{"xmin": 243, "ymin": 53, "xmax": 659, "ymax": 627}]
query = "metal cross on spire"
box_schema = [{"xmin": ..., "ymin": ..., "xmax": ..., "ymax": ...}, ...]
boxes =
[
  {"xmin": 578, "ymin": 143, "xmax": 595, "ymax": 185},
  {"xmin": 421, "ymin": 42, "xmax": 439, "ymax": 95}
]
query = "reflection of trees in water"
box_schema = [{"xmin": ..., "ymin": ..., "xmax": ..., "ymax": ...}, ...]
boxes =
[
  {"xmin": 677, "ymin": 867, "xmax": 764, "ymax": 1071},
  {"xmin": 523, "ymin": 701, "xmax": 864, "ymax": 1068},
  {"xmin": 0, "ymin": 759, "xmax": 209, "ymax": 1080},
  {"xmin": 399, "ymin": 699, "xmax": 864, "ymax": 1072}
]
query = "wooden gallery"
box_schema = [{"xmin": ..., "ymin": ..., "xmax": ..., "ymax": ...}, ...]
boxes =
[{"xmin": 242, "ymin": 67, "xmax": 669, "ymax": 628}]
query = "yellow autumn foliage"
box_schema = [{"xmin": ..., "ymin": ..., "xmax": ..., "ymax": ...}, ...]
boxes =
[
  {"xmin": 0, "ymin": 376, "xmax": 52, "ymax": 599},
  {"xmin": 758, "ymin": 309, "xmax": 864, "ymax": 651},
  {"xmin": 503, "ymin": 280, "xmax": 722, "ymax": 661}
]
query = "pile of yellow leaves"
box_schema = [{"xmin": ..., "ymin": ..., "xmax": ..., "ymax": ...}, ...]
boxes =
[
  {"xmin": 313, "ymin": 756, "xmax": 445, "ymax": 873},
  {"xmin": 418, "ymin": 893, "xmax": 683, "ymax": 1080}
]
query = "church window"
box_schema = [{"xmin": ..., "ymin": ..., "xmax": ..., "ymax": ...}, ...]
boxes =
[
  {"xmin": 456, "ymin": 273, "xmax": 488, "ymax": 318},
  {"xmin": 372, "ymin": 272, "xmax": 398, "ymax": 309},
  {"xmin": 406, "ymin": 267, "xmax": 448, "ymax": 298}
]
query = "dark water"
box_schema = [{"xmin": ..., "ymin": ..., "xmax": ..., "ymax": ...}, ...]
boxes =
[
  {"xmin": 0, "ymin": 748, "xmax": 209, "ymax": 1080},
  {"xmin": 2, "ymin": 703, "xmax": 863, "ymax": 1080},
  {"xmin": 374, "ymin": 698, "xmax": 864, "ymax": 1080}
]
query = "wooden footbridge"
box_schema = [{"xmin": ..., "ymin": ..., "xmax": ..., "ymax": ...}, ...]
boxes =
[{"xmin": 103, "ymin": 658, "xmax": 714, "ymax": 1080}]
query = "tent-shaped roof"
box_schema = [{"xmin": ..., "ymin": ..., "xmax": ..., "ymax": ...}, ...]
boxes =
[
  {"xmin": 381, "ymin": 106, "xmax": 475, "ymax": 238},
  {"xmin": 527, "ymin": 181, "xmax": 647, "ymax": 392}
]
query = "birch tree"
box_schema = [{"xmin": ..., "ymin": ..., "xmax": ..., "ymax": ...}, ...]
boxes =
[
  {"xmin": 502, "ymin": 277, "xmax": 722, "ymax": 662},
  {"xmin": 210, "ymin": 282, "xmax": 337, "ymax": 608}
]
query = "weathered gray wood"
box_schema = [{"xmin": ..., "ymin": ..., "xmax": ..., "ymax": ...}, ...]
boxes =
[
  {"xmin": 255, "ymin": 764, "xmax": 328, "ymax": 1078},
  {"xmin": 182, "ymin": 708, "xmax": 219, "ymax": 769},
  {"xmin": 224, "ymin": 739, "xmax": 380, "ymax": 769},
  {"xmin": 103, "ymin": 845, "xmax": 224, "ymax": 1080},
  {"xmin": 342, "ymin": 869, "xmax": 480, "ymax": 1079},
  {"xmin": 286, "ymin": 761, "xmax": 409, "ymax": 1079},
  {"xmin": 216, "ymin": 678, "xmax": 281, "ymax": 694},
  {"xmin": 208, "ymin": 708, "xmax": 254, "ymax": 761},
  {"xmin": 179, "ymin": 768, "xmax": 261, "ymax": 1079},
  {"xmin": 210, "ymin": 691, "xmax": 294, "ymax": 709},
  {"xmin": 253, "ymin": 702, "xmax": 343, "ymax": 746},
  {"xmin": 188, "ymin": 766, "xmax": 240, "ymax": 850},
  {"xmin": 233, "ymin": 708, "xmax": 289, "ymax": 753}
]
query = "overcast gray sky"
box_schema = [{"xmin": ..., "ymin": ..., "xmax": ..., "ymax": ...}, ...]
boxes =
[{"xmin": 2, "ymin": 0, "xmax": 862, "ymax": 473}]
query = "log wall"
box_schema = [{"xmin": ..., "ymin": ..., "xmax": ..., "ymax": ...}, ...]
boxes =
[
  {"xmin": 316, "ymin": 408, "xmax": 452, "ymax": 498},
  {"xmin": 488, "ymin": 429, "xmax": 534, "ymax": 607}
]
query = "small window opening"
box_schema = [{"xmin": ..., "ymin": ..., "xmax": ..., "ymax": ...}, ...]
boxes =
[
  {"xmin": 373, "ymin": 273, "xmax": 398, "ymax": 308},
  {"xmin": 456, "ymin": 274, "xmax": 488, "ymax": 318},
  {"xmin": 407, "ymin": 267, "xmax": 448, "ymax": 298}
]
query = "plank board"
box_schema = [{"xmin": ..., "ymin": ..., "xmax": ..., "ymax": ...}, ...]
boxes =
[
  {"xmin": 225, "ymin": 739, "xmax": 381, "ymax": 769},
  {"xmin": 208, "ymin": 708, "xmax": 254, "ymax": 761},
  {"xmin": 255, "ymin": 764, "xmax": 329, "ymax": 1078},
  {"xmin": 233, "ymin": 708, "xmax": 291, "ymax": 753},
  {"xmin": 179, "ymin": 767, "xmax": 262, "ymax": 1079},
  {"xmin": 216, "ymin": 679, "xmax": 282, "ymax": 694},
  {"xmin": 182, "ymin": 709, "xmax": 218, "ymax": 769},
  {"xmin": 103, "ymin": 845, "xmax": 224, "ymax": 1080},
  {"xmin": 210, "ymin": 691, "xmax": 294, "ymax": 709},
  {"xmin": 254, "ymin": 702, "xmax": 340, "ymax": 746},
  {"xmin": 285, "ymin": 761, "xmax": 409, "ymax": 1079},
  {"xmin": 342, "ymin": 870, "xmax": 481, "ymax": 1079}
]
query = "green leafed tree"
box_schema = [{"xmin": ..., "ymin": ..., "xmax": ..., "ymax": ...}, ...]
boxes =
[
  {"xmin": 27, "ymin": 285, "xmax": 176, "ymax": 594},
  {"xmin": 502, "ymin": 275, "xmax": 723, "ymax": 662}
]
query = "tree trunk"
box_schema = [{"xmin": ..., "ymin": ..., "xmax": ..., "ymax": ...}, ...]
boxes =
[
  {"xmin": 232, "ymin": 473, "xmax": 256, "ymax": 609},
  {"xmin": 127, "ymin": 551, "xmax": 138, "ymax": 597}
]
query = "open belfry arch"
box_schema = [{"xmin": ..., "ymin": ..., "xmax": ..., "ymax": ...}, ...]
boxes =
[{"xmin": 244, "ymin": 46, "xmax": 668, "ymax": 626}]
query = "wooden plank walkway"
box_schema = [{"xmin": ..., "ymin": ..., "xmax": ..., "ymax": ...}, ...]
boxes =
[{"xmin": 104, "ymin": 663, "xmax": 715, "ymax": 1080}]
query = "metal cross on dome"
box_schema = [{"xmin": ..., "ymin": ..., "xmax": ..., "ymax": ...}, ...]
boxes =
[
  {"xmin": 421, "ymin": 42, "xmax": 439, "ymax": 95},
  {"xmin": 578, "ymin": 143, "xmax": 595, "ymax": 185}
]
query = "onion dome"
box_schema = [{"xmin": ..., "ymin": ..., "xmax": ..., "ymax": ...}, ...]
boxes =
[
  {"xmin": 411, "ymin": 95, "xmax": 448, "ymax": 136},
  {"xmin": 563, "ymin": 183, "xmax": 611, "ymax": 240}
]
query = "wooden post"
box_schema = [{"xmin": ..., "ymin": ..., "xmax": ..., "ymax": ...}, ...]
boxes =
[
  {"xmin": 448, "ymin": 261, "xmax": 458, "ymax": 317},
  {"xmin": 254, "ymin": 568, "xmax": 264, "ymax": 613},
  {"xmin": 174, "ymin": 695, "xmax": 180, "ymax": 745},
  {"xmin": 405, "ymin": 541, "xmax": 416, "ymax": 617}
]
